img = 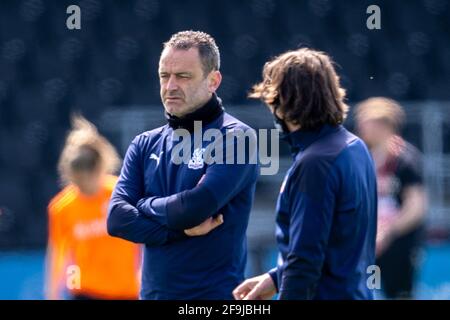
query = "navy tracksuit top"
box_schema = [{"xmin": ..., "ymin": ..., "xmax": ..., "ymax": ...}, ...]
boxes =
[
  {"xmin": 107, "ymin": 95, "xmax": 259, "ymax": 299},
  {"xmin": 269, "ymin": 124, "xmax": 377, "ymax": 300}
]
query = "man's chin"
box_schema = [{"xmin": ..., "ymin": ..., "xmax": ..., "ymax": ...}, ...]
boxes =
[{"xmin": 164, "ymin": 103, "xmax": 187, "ymax": 117}]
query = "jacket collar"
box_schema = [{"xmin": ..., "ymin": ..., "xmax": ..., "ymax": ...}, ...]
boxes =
[{"xmin": 284, "ymin": 124, "xmax": 343, "ymax": 155}]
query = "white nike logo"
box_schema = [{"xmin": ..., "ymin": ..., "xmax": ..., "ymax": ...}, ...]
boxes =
[{"xmin": 150, "ymin": 151, "xmax": 163, "ymax": 165}]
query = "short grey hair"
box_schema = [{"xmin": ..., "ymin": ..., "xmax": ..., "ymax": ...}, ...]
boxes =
[{"xmin": 163, "ymin": 30, "xmax": 220, "ymax": 75}]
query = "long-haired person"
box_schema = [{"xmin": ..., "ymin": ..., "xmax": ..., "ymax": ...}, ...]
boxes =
[
  {"xmin": 46, "ymin": 116, "xmax": 140, "ymax": 300},
  {"xmin": 234, "ymin": 48, "xmax": 377, "ymax": 300}
]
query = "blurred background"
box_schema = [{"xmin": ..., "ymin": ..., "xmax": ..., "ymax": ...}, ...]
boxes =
[{"xmin": 0, "ymin": 0, "xmax": 449, "ymax": 299}]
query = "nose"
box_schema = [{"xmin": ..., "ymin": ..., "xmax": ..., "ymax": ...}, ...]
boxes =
[{"xmin": 165, "ymin": 75, "xmax": 179, "ymax": 92}]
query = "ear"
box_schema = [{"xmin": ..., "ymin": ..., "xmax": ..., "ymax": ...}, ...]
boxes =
[
  {"xmin": 207, "ymin": 71, "xmax": 222, "ymax": 93},
  {"xmin": 274, "ymin": 107, "xmax": 285, "ymax": 120}
]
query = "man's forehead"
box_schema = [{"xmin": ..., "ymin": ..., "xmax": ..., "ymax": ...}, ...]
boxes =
[{"xmin": 159, "ymin": 47, "xmax": 202, "ymax": 71}]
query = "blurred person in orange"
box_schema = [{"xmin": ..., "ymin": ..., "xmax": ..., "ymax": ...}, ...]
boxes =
[
  {"xmin": 355, "ymin": 97, "xmax": 428, "ymax": 299},
  {"xmin": 45, "ymin": 115, "xmax": 140, "ymax": 300}
]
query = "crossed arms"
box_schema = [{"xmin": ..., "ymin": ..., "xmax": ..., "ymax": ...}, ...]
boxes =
[{"xmin": 107, "ymin": 135, "xmax": 257, "ymax": 246}]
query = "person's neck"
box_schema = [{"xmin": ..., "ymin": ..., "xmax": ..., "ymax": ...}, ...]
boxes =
[
  {"xmin": 177, "ymin": 94, "xmax": 212, "ymax": 118},
  {"xmin": 166, "ymin": 93, "xmax": 223, "ymax": 132},
  {"xmin": 371, "ymin": 141, "xmax": 390, "ymax": 169},
  {"xmin": 78, "ymin": 185, "xmax": 100, "ymax": 197}
]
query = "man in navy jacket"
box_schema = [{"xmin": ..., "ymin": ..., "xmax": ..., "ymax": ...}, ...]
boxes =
[
  {"xmin": 233, "ymin": 48, "xmax": 377, "ymax": 300},
  {"xmin": 107, "ymin": 31, "xmax": 258, "ymax": 299}
]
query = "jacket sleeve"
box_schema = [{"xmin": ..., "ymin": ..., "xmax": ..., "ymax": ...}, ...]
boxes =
[
  {"xmin": 268, "ymin": 267, "xmax": 279, "ymax": 292},
  {"xmin": 136, "ymin": 128, "xmax": 259, "ymax": 230},
  {"xmin": 107, "ymin": 136, "xmax": 186, "ymax": 245},
  {"xmin": 278, "ymin": 164, "xmax": 338, "ymax": 300}
]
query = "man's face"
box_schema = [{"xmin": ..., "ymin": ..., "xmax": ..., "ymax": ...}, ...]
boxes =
[
  {"xmin": 357, "ymin": 119, "xmax": 393, "ymax": 149},
  {"xmin": 159, "ymin": 47, "xmax": 221, "ymax": 117}
]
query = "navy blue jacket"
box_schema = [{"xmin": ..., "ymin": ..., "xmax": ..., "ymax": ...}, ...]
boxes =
[
  {"xmin": 107, "ymin": 109, "xmax": 258, "ymax": 299},
  {"xmin": 269, "ymin": 124, "xmax": 377, "ymax": 300}
]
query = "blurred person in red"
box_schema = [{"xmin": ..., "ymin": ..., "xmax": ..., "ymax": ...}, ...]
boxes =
[
  {"xmin": 355, "ymin": 97, "xmax": 427, "ymax": 299},
  {"xmin": 45, "ymin": 116, "xmax": 140, "ymax": 300}
]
